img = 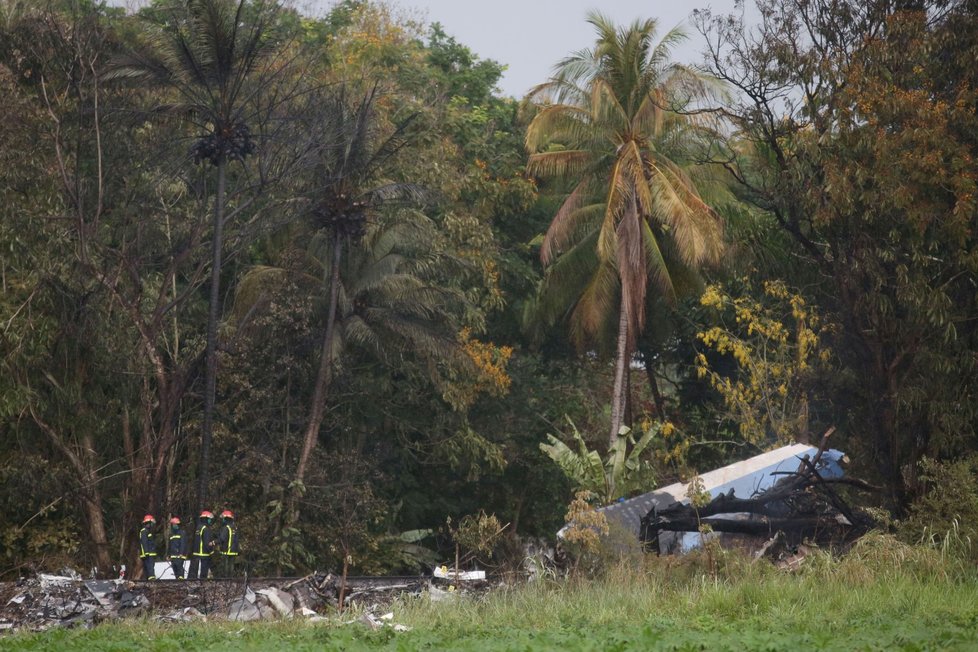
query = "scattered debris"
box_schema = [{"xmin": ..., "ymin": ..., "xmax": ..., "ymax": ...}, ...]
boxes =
[
  {"xmin": 638, "ymin": 432, "xmax": 877, "ymax": 557},
  {"xmin": 426, "ymin": 585, "xmax": 456, "ymax": 603},
  {"xmin": 156, "ymin": 607, "xmax": 205, "ymax": 623},
  {"xmin": 560, "ymin": 433, "xmax": 879, "ymax": 560},
  {"xmin": 84, "ymin": 581, "xmax": 117, "ymax": 608},
  {"xmin": 255, "ymin": 588, "xmax": 294, "ymax": 618},
  {"xmin": 0, "ymin": 572, "xmax": 438, "ymax": 633},
  {"xmin": 227, "ymin": 597, "xmax": 264, "ymax": 622},
  {"xmin": 356, "ymin": 610, "xmax": 412, "ymax": 632}
]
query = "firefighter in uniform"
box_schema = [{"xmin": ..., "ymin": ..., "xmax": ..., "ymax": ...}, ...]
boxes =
[
  {"xmin": 138, "ymin": 514, "xmax": 158, "ymax": 580},
  {"xmin": 215, "ymin": 509, "xmax": 241, "ymax": 576},
  {"xmin": 188, "ymin": 510, "xmax": 215, "ymax": 580},
  {"xmin": 166, "ymin": 516, "xmax": 189, "ymax": 579}
]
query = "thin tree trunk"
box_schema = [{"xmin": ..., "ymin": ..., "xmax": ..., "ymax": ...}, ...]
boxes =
[
  {"xmin": 609, "ymin": 299, "xmax": 630, "ymax": 447},
  {"xmin": 197, "ymin": 159, "xmax": 226, "ymax": 512},
  {"xmin": 79, "ymin": 433, "xmax": 111, "ymax": 572},
  {"xmin": 29, "ymin": 412, "xmax": 112, "ymax": 572},
  {"xmin": 294, "ymin": 233, "xmax": 343, "ymax": 487},
  {"xmin": 82, "ymin": 490, "xmax": 111, "ymax": 572},
  {"xmin": 624, "ymin": 366, "xmax": 633, "ymax": 429}
]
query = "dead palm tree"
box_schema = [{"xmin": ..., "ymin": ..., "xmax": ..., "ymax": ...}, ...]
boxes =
[
  {"xmin": 106, "ymin": 0, "xmax": 285, "ymax": 509},
  {"xmin": 525, "ymin": 12, "xmax": 725, "ymax": 446}
]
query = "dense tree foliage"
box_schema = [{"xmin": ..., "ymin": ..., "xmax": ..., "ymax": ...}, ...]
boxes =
[
  {"xmin": 1, "ymin": 0, "xmax": 976, "ymax": 577},
  {"xmin": 696, "ymin": 0, "xmax": 978, "ymax": 506}
]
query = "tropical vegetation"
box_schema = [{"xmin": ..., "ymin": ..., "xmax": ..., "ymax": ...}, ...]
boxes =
[{"xmin": 1, "ymin": 0, "xmax": 977, "ymax": 593}]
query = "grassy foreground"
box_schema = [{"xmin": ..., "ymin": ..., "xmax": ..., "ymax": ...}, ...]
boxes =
[{"xmin": 6, "ymin": 535, "xmax": 978, "ymax": 651}]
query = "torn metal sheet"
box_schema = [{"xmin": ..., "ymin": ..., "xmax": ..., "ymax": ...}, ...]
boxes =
[
  {"xmin": 256, "ymin": 587, "xmax": 294, "ymax": 617},
  {"xmin": 227, "ymin": 597, "xmax": 263, "ymax": 621},
  {"xmin": 560, "ymin": 443, "xmax": 847, "ymax": 553},
  {"xmin": 84, "ymin": 580, "xmax": 119, "ymax": 607}
]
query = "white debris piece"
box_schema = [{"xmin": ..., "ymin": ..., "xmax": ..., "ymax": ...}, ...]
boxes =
[
  {"xmin": 359, "ymin": 613, "xmax": 382, "ymax": 630},
  {"xmin": 256, "ymin": 587, "xmax": 294, "ymax": 617},
  {"xmin": 432, "ymin": 566, "xmax": 485, "ymax": 581},
  {"xmin": 39, "ymin": 574, "xmax": 76, "ymax": 589},
  {"xmin": 427, "ymin": 585, "xmax": 456, "ymax": 603}
]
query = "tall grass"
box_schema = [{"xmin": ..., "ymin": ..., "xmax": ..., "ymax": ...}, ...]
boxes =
[
  {"xmin": 394, "ymin": 532, "xmax": 978, "ymax": 635},
  {"xmin": 6, "ymin": 534, "xmax": 978, "ymax": 650}
]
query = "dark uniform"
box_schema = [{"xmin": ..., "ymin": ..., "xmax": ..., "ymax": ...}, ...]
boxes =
[
  {"xmin": 215, "ymin": 510, "xmax": 240, "ymax": 577},
  {"xmin": 167, "ymin": 520, "xmax": 189, "ymax": 579},
  {"xmin": 188, "ymin": 512, "xmax": 215, "ymax": 580},
  {"xmin": 138, "ymin": 516, "xmax": 158, "ymax": 580}
]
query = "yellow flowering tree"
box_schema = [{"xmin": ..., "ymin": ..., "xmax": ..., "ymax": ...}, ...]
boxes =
[{"xmin": 695, "ymin": 280, "xmax": 834, "ymax": 445}]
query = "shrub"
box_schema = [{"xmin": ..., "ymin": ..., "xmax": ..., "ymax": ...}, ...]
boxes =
[{"xmin": 900, "ymin": 456, "xmax": 978, "ymax": 564}]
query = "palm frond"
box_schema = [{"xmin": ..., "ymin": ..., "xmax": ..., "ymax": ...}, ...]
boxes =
[
  {"xmin": 570, "ymin": 258, "xmax": 619, "ymax": 351},
  {"xmin": 541, "ymin": 186, "xmax": 604, "ymax": 265},
  {"xmin": 533, "ymin": 231, "xmax": 601, "ymax": 328}
]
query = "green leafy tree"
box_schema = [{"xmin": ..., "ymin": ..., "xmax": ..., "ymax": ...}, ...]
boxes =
[
  {"xmin": 697, "ymin": 0, "xmax": 978, "ymax": 506},
  {"xmin": 525, "ymin": 13, "xmax": 725, "ymax": 446},
  {"xmin": 106, "ymin": 0, "xmax": 288, "ymax": 510}
]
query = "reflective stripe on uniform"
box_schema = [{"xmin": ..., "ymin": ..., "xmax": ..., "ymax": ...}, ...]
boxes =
[
  {"xmin": 139, "ymin": 528, "xmax": 156, "ymax": 558},
  {"xmin": 224, "ymin": 524, "xmax": 239, "ymax": 555},
  {"xmin": 193, "ymin": 525, "xmax": 211, "ymax": 557},
  {"xmin": 169, "ymin": 534, "xmax": 185, "ymax": 558}
]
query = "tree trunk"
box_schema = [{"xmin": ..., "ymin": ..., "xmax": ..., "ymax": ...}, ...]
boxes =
[
  {"xmin": 294, "ymin": 233, "xmax": 343, "ymax": 488},
  {"xmin": 609, "ymin": 298, "xmax": 630, "ymax": 447},
  {"xmin": 78, "ymin": 433, "xmax": 111, "ymax": 571},
  {"xmin": 641, "ymin": 349, "xmax": 666, "ymax": 418},
  {"xmin": 197, "ymin": 158, "xmax": 226, "ymax": 512}
]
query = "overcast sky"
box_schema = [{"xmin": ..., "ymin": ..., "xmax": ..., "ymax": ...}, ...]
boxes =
[
  {"xmin": 305, "ymin": 0, "xmax": 744, "ymax": 98},
  {"xmin": 112, "ymin": 0, "xmax": 746, "ymax": 98}
]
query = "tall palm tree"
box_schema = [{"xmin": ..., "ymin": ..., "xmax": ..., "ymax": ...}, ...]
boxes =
[
  {"xmin": 106, "ymin": 0, "xmax": 284, "ymax": 509},
  {"xmin": 525, "ymin": 13, "xmax": 725, "ymax": 446},
  {"xmin": 293, "ymin": 83, "xmax": 422, "ymax": 490},
  {"xmin": 233, "ymin": 209, "xmax": 466, "ymax": 521}
]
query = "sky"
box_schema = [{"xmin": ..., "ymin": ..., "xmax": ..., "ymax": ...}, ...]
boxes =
[
  {"xmin": 306, "ymin": 0, "xmax": 745, "ymax": 98},
  {"xmin": 111, "ymin": 0, "xmax": 746, "ymax": 98}
]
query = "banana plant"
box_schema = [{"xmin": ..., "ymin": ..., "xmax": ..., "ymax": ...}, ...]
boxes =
[{"xmin": 540, "ymin": 416, "xmax": 657, "ymax": 503}]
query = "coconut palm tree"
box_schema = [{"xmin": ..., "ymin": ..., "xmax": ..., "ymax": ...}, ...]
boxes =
[
  {"xmin": 106, "ymin": 0, "xmax": 285, "ymax": 509},
  {"xmin": 525, "ymin": 12, "xmax": 725, "ymax": 446}
]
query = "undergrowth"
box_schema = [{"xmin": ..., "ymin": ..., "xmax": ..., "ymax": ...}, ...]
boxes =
[{"xmin": 6, "ymin": 534, "xmax": 978, "ymax": 651}]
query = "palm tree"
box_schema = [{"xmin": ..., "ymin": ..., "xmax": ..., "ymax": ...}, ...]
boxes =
[
  {"xmin": 106, "ymin": 0, "xmax": 284, "ymax": 509},
  {"xmin": 233, "ymin": 209, "xmax": 466, "ymax": 524},
  {"xmin": 525, "ymin": 13, "xmax": 725, "ymax": 446},
  {"xmin": 292, "ymin": 83, "xmax": 423, "ymax": 490}
]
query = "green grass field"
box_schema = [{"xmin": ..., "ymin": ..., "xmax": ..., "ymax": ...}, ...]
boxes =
[{"xmin": 6, "ymin": 535, "xmax": 978, "ymax": 651}]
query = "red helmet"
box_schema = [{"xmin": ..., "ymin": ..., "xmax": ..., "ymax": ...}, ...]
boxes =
[
  {"xmin": 169, "ymin": 516, "xmax": 181, "ymax": 525},
  {"xmin": 220, "ymin": 509, "xmax": 234, "ymax": 519},
  {"xmin": 142, "ymin": 514, "xmax": 155, "ymax": 524},
  {"xmin": 200, "ymin": 510, "xmax": 214, "ymax": 519}
]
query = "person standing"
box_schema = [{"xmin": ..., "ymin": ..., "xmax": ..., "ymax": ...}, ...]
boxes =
[
  {"xmin": 215, "ymin": 509, "xmax": 240, "ymax": 577},
  {"xmin": 166, "ymin": 517, "xmax": 189, "ymax": 579},
  {"xmin": 138, "ymin": 515, "xmax": 158, "ymax": 580},
  {"xmin": 188, "ymin": 510, "xmax": 215, "ymax": 580}
]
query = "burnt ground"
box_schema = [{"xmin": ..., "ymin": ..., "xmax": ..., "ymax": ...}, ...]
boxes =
[{"xmin": 0, "ymin": 573, "xmax": 439, "ymax": 633}]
